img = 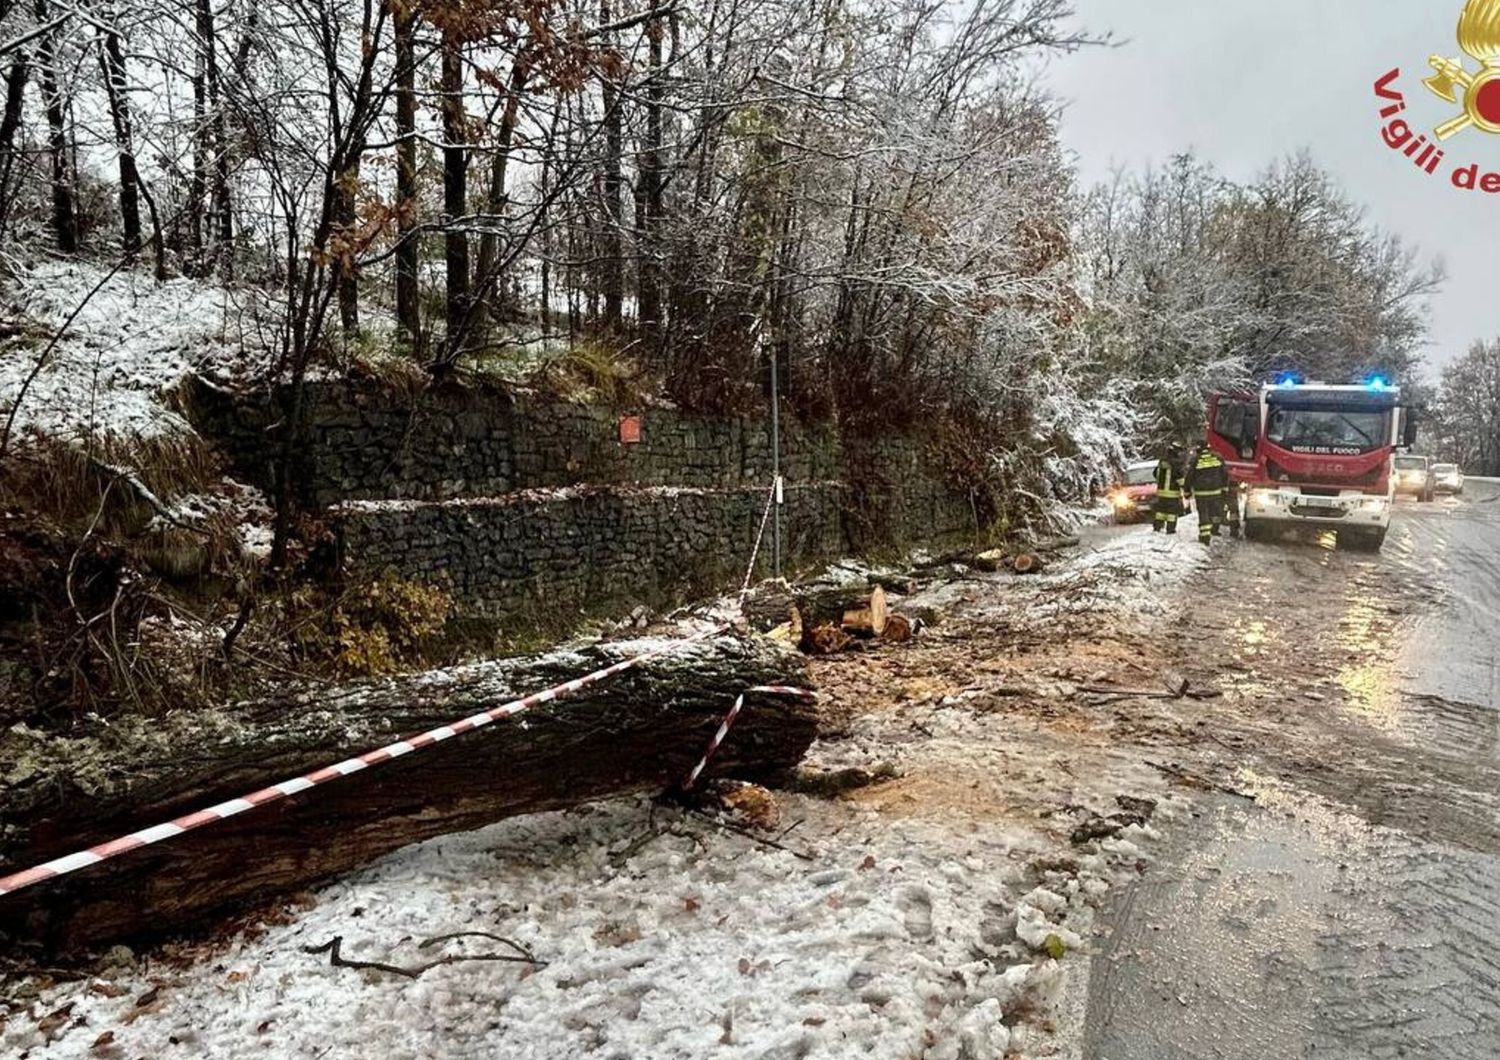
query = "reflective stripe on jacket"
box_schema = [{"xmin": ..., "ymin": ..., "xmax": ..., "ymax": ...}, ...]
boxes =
[
  {"xmin": 1154, "ymin": 460, "xmax": 1182, "ymax": 498},
  {"xmin": 1188, "ymin": 451, "xmax": 1228, "ymax": 497}
]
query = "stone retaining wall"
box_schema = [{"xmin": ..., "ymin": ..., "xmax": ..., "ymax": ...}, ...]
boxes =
[
  {"xmin": 333, "ymin": 484, "xmax": 849, "ymax": 620},
  {"xmin": 185, "ymin": 374, "xmax": 977, "ymax": 619},
  {"xmin": 185, "ymin": 377, "xmax": 842, "ymax": 507}
]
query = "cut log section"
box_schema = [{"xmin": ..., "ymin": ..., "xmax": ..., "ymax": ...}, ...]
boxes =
[
  {"xmin": 792, "ymin": 585, "xmax": 884, "ymax": 629},
  {"xmin": 840, "ymin": 585, "xmax": 888, "ymax": 637},
  {"xmin": 1011, "ymin": 552, "xmax": 1043, "ymax": 574},
  {"xmin": 880, "ymin": 613, "xmax": 914, "ymax": 644},
  {"xmin": 0, "ymin": 635, "xmax": 815, "ymax": 951},
  {"xmin": 741, "ymin": 589, "xmax": 801, "ymax": 634},
  {"xmin": 805, "ymin": 623, "xmax": 853, "ymax": 655},
  {"xmin": 972, "ymin": 549, "xmax": 1006, "ymax": 572}
]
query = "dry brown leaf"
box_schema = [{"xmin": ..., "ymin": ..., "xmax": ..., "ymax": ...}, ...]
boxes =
[{"xmin": 37, "ymin": 1004, "xmax": 74, "ymax": 1041}]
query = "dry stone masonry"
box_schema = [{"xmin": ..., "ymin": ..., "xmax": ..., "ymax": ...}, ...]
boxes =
[{"xmin": 185, "ymin": 375, "xmax": 975, "ymax": 620}]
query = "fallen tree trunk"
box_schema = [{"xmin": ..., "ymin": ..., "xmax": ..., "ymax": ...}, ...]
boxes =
[{"xmin": 0, "ymin": 634, "xmax": 814, "ymax": 951}]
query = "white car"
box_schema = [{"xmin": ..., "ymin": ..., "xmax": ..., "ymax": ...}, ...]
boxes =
[
  {"xmin": 1432, "ymin": 463, "xmax": 1465, "ymax": 495},
  {"xmin": 1392, "ymin": 455, "xmax": 1434, "ymax": 501}
]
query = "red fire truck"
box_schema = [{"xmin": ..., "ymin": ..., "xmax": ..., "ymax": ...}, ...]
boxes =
[{"xmin": 1204, "ymin": 379, "xmax": 1418, "ymax": 551}]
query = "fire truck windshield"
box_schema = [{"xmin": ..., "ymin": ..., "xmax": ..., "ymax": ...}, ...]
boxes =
[{"xmin": 1265, "ymin": 406, "xmax": 1388, "ymax": 454}]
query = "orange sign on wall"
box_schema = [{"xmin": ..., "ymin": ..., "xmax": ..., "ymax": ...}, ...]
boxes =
[{"xmin": 619, "ymin": 414, "xmax": 642, "ymax": 444}]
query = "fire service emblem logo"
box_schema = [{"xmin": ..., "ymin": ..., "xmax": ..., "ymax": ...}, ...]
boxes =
[
  {"xmin": 1373, "ymin": 0, "xmax": 1500, "ymax": 193},
  {"xmin": 1425, "ymin": 0, "xmax": 1500, "ymax": 138}
]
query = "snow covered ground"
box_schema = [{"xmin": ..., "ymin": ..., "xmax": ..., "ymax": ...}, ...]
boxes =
[
  {"xmin": 1, "ymin": 261, "xmax": 273, "ymax": 446},
  {"xmin": 1, "ymin": 523, "xmax": 1209, "ymax": 1060}
]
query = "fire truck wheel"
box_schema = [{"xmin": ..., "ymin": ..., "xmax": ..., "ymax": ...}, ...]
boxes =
[
  {"xmin": 1339, "ymin": 527, "xmax": 1386, "ymax": 552},
  {"xmin": 1243, "ymin": 518, "xmax": 1270, "ymax": 543}
]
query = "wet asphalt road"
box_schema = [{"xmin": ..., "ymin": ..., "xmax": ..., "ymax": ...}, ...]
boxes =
[{"xmin": 1083, "ymin": 482, "xmax": 1500, "ymax": 1059}]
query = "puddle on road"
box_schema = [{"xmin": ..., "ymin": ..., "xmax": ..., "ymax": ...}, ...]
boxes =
[
  {"xmin": 1086, "ymin": 780, "xmax": 1500, "ymax": 1060},
  {"xmin": 1086, "ymin": 491, "xmax": 1500, "ymax": 1059}
]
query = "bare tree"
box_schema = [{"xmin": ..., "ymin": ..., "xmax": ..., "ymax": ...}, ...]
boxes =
[
  {"xmin": 97, "ymin": 7, "xmax": 142, "ymax": 260},
  {"xmin": 0, "ymin": 48, "xmax": 27, "ymax": 235},
  {"xmin": 393, "ymin": 4, "xmax": 420, "ymax": 348},
  {"xmin": 33, "ymin": 0, "xmax": 76, "ymax": 252},
  {"xmin": 438, "ymin": 22, "xmax": 470, "ymax": 364}
]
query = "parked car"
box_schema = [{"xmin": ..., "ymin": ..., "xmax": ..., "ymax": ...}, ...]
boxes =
[
  {"xmin": 1109, "ymin": 460, "xmax": 1160, "ymax": 524},
  {"xmin": 1432, "ymin": 462, "xmax": 1465, "ymax": 495},
  {"xmin": 1392, "ymin": 454, "xmax": 1434, "ymax": 501}
]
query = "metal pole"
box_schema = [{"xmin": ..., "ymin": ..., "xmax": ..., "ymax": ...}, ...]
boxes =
[{"xmin": 769, "ymin": 344, "xmax": 782, "ymax": 579}]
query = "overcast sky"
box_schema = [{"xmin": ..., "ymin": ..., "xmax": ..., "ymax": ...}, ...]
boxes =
[{"xmin": 1042, "ymin": 0, "xmax": 1499, "ymax": 378}]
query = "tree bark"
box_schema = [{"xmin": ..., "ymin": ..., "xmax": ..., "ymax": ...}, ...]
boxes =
[
  {"xmin": 438, "ymin": 28, "xmax": 470, "ymax": 364},
  {"xmin": 635, "ymin": 10, "xmax": 664, "ymax": 341},
  {"xmin": 99, "ymin": 19, "xmax": 142, "ymax": 260},
  {"xmin": 333, "ymin": 158, "xmax": 360, "ymax": 336},
  {"xmin": 33, "ymin": 0, "xmax": 77, "ymax": 253},
  {"xmin": 0, "ymin": 53, "xmax": 27, "ymax": 236},
  {"xmin": 0, "ymin": 635, "xmax": 814, "ymax": 951},
  {"xmin": 195, "ymin": 0, "xmax": 233, "ymax": 273},
  {"xmin": 741, "ymin": 588, "xmax": 801, "ymax": 633},
  {"xmin": 473, "ymin": 53, "xmax": 531, "ymax": 335},
  {"xmin": 599, "ymin": 0, "xmax": 623, "ymax": 328},
  {"xmin": 393, "ymin": 8, "xmax": 420, "ymax": 349}
]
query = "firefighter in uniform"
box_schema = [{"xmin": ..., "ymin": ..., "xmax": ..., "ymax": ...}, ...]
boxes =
[
  {"xmin": 1152, "ymin": 448, "xmax": 1185, "ymax": 534},
  {"xmin": 1185, "ymin": 446, "xmax": 1229, "ymax": 546}
]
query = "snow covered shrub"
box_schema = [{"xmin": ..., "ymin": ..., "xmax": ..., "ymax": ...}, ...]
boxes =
[{"xmin": 1029, "ymin": 371, "xmax": 1141, "ymax": 504}]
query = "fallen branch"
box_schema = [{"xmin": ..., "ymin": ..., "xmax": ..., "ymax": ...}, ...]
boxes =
[
  {"xmin": 304, "ymin": 934, "xmax": 545, "ymax": 980},
  {"xmin": 418, "ymin": 931, "xmax": 538, "ymax": 963},
  {"xmin": 772, "ymin": 763, "xmax": 899, "ymax": 797},
  {"xmin": 683, "ymin": 807, "xmax": 815, "ymax": 861},
  {"xmin": 1029, "ymin": 535, "xmax": 1081, "ymax": 553},
  {"xmin": 1076, "ymin": 685, "xmax": 1179, "ymax": 700},
  {"xmin": 1077, "ymin": 683, "xmax": 1223, "ymax": 702},
  {"xmin": 1146, "ymin": 761, "xmax": 1256, "ymax": 801}
]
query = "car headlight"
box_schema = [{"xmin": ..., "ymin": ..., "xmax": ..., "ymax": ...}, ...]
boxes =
[
  {"xmin": 1111, "ymin": 492, "xmax": 1135, "ymax": 510},
  {"xmin": 1361, "ymin": 496, "xmax": 1389, "ymax": 510}
]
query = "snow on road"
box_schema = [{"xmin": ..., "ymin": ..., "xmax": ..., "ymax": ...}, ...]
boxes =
[{"xmin": 2, "ymin": 522, "xmax": 1209, "ymax": 1060}]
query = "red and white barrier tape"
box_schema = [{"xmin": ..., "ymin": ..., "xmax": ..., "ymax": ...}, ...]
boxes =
[
  {"xmin": 0, "ymin": 627, "xmax": 730, "ymax": 899},
  {"xmin": 738, "ymin": 476, "xmax": 781, "ymax": 600},
  {"xmin": 680, "ymin": 684, "xmax": 817, "ymax": 791}
]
